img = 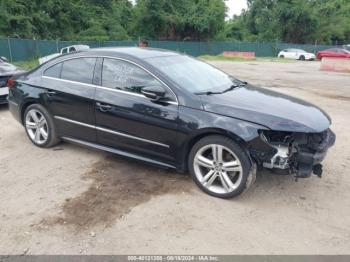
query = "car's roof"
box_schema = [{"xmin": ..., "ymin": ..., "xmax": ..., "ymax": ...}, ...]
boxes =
[{"xmin": 79, "ymin": 47, "xmax": 180, "ymax": 60}]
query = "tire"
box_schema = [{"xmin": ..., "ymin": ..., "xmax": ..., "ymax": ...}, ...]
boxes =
[
  {"xmin": 279, "ymin": 55, "xmax": 284, "ymax": 59},
  {"xmin": 188, "ymin": 135, "xmax": 252, "ymax": 199},
  {"xmin": 299, "ymin": 55, "xmax": 305, "ymax": 61},
  {"xmin": 24, "ymin": 104, "xmax": 60, "ymax": 148}
]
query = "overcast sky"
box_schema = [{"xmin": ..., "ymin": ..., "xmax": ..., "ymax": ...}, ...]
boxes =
[{"xmin": 226, "ymin": 0, "xmax": 248, "ymax": 18}]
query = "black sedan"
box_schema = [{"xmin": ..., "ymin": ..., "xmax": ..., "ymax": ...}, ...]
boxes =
[{"xmin": 7, "ymin": 47, "xmax": 335, "ymax": 198}]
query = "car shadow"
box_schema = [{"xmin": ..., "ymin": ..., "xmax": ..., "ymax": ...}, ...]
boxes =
[
  {"xmin": 39, "ymin": 141, "xmax": 314, "ymax": 232},
  {"xmin": 0, "ymin": 103, "xmax": 8, "ymax": 111},
  {"xmin": 40, "ymin": 148, "xmax": 192, "ymax": 231}
]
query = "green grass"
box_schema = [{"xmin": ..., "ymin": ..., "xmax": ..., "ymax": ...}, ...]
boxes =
[
  {"xmin": 13, "ymin": 60, "xmax": 39, "ymax": 70},
  {"xmin": 199, "ymin": 54, "xmax": 296, "ymax": 63}
]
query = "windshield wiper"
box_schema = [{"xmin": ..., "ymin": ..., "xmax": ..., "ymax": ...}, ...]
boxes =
[
  {"xmin": 221, "ymin": 84, "xmax": 239, "ymax": 93},
  {"xmin": 195, "ymin": 82, "xmax": 247, "ymax": 96},
  {"xmin": 194, "ymin": 90, "xmax": 224, "ymax": 95},
  {"xmin": 221, "ymin": 82, "xmax": 247, "ymax": 93}
]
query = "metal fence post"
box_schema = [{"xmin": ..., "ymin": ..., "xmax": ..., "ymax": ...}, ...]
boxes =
[
  {"xmin": 7, "ymin": 37, "xmax": 13, "ymax": 62},
  {"xmin": 314, "ymin": 40, "xmax": 318, "ymax": 54},
  {"xmin": 35, "ymin": 38, "xmax": 39, "ymax": 59}
]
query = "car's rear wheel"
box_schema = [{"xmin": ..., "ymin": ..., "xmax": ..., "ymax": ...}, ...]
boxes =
[
  {"xmin": 188, "ymin": 135, "xmax": 251, "ymax": 198},
  {"xmin": 24, "ymin": 104, "xmax": 60, "ymax": 148},
  {"xmin": 279, "ymin": 55, "xmax": 284, "ymax": 58},
  {"xmin": 299, "ymin": 55, "xmax": 305, "ymax": 61}
]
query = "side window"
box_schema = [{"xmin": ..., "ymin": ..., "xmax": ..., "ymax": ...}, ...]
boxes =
[
  {"xmin": 69, "ymin": 47, "xmax": 76, "ymax": 53},
  {"xmin": 61, "ymin": 48, "xmax": 68, "ymax": 54},
  {"xmin": 44, "ymin": 63, "xmax": 63, "ymax": 78},
  {"xmin": 61, "ymin": 58, "xmax": 96, "ymax": 84},
  {"xmin": 102, "ymin": 58, "xmax": 161, "ymax": 94}
]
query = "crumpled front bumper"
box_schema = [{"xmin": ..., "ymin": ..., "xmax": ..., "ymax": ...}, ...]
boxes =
[
  {"xmin": 249, "ymin": 128, "xmax": 336, "ymax": 178},
  {"xmin": 296, "ymin": 129, "xmax": 336, "ymax": 178}
]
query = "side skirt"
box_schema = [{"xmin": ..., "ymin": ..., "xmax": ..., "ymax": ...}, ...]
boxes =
[{"xmin": 61, "ymin": 137, "xmax": 177, "ymax": 170}]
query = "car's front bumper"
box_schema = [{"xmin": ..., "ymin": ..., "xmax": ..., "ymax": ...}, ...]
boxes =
[
  {"xmin": 0, "ymin": 87, "xmax": 9, "ymax": 104},
  {"xmin": 296, "ymin": 129, "xmax": 336, "ymax": 177},
  {"xmin": 0, "ymin": 75, "xmax": 11, "ymax": 104},
  {"xmin": 250, "ymin": 128, "xmax": 336, "ymax": 178}
]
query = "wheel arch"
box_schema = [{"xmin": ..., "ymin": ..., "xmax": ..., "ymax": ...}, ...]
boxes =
[
  {"xmin": 20, "ymin": 99, "xmax": 39, "ymax": 125},
  {"xmin": 179, "ymin": 128, "xmax": 250, "ymax": 172}
]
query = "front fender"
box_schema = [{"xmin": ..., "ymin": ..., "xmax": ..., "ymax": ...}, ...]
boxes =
[{"xmin": 176, "ymin": 106, "xmax": 269, "ymax": 170}]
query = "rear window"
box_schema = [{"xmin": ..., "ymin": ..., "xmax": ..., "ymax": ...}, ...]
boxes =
[
  {"xmin": 43, "ymin": 63, "xmax": 62, "ymax": 78},
  {"xmin": 61, "ymin": 58, "xmax": 96, "ymax": 84}
]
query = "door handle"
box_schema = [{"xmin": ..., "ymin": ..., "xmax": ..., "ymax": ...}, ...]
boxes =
[
  {"xmin": 96, "ymin": 102, "xmax": 112, "ymax": 112},
  {"xmin": 47, "ymin": 90, "xmax": 56, "ymax": 96}
]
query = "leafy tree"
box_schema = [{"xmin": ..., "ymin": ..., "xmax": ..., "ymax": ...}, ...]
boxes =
[
  {"xmin": 225, "ymin": 0, "xmax": 350, "ymax": 44},
  {"xmin": 0, "ymin": 0, "xmax": 349, "ymax": 44},
  {"xmin": 0, "ymin": 0, "xmax": 132, "ymax": 40},
  {"xmin": 132, "ymin": 0, "xmax": 226, "ymax": 40}
]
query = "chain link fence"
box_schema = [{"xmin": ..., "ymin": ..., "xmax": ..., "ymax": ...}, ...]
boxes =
[{"xmin": 0, "ymin": 37, "xmax": 335, "ymax": 62}]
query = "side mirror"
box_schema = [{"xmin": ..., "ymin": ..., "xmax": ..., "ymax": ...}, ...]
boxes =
[
  {"xmin": 141, "ymin": 85, "xmax": 166, "ymax": 101},
  {"xmin": 0, "ymin": 56, "xmax": 8, "ymax": 62}
]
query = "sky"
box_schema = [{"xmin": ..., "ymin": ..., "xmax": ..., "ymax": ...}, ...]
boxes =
[{"xmin": 226, "ymin": 0, "xmax": 248, "ymax": 18}]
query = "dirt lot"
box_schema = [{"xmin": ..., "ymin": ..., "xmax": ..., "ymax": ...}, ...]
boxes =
[{"xmin": 0, "ymin": 61, "xmax": 349, "ymax": 255}]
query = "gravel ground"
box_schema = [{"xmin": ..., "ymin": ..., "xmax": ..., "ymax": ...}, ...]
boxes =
[{"xmin": 0, "ymin": 61, "xmax": 349, "ymax": 255}]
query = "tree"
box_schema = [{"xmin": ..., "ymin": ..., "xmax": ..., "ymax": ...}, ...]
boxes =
[
  {"xmin": 0, "ymin": 0, "xmax": 132, "ymax": 40},
  {"xmin": 225, "ymin": 0, "xmax": 350, "ymax": 44},
  {"xmin": 1, "ymin": 0, "xmax": 349, "ymax": 44},
  {"xmin": 132, "ymin": 0, "xmax": 226, "ymax": 40}
]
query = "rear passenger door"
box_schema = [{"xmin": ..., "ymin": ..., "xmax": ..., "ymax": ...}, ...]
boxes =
[{"xmin": 42, "ymin": 57, "xmax": 97, "ymax": 142}]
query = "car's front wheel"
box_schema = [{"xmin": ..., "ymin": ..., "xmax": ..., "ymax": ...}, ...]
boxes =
[
  {"xmin": 24, "ymin": 104, "xmax": 60, "ymax": 148},
  {"xmin": 188, "ymin": 135, "xmax": 252, "ymax": 198}
]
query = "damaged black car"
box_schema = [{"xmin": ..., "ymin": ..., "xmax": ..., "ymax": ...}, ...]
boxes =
[{"xmin": 7, "ymin": 48, "xmax": 335, "ymax": 198}]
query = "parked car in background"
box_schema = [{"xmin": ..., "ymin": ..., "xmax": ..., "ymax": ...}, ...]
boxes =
[
  {"xmin": 7, "ymin": 48, "xmax": 335, "ymax": 199},
  {"xmin": 343, "ymin": 44, "xmax": 350, "ymax": 51},
  {"xmin": 316, "ymin": 48, "xmax": 350, "ymax": 60},
  {"xmin": 0, "ymin": 56, "xmax": 26, "ymax": 104},
  {"xmin": 278, "ymin": 49, "xmax": 316, "ymax": 61},
  {"xmin": 39, "ymin": 45, "xmax": 89, "ymax": 64}
]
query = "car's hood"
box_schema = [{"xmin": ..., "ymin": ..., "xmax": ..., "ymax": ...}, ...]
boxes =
[
  {"xmin": 0, "ymin": 62, "xmax": 25, "ymax": 76},
  {"xmin": 200, "ymin": 84, "xmax": 331, "ymax": 133}
]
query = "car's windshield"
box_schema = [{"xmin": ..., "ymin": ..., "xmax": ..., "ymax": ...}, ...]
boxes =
[{"xmin": 145, "ymin": 55, "xmax": 241, "ymax": 94}]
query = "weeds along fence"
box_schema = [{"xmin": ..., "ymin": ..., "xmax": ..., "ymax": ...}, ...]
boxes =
[{"xmin": 0, "ymin": 37, "xmax": 333, "ymax": 62}]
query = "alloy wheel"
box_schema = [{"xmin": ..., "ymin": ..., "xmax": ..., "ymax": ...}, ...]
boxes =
[
  {"xmin": 193, "ymin": 144, "xmax": 243, "ymax": 195},
  {"xmin": 25, "ymin": 109, "xmax": 49, "ymax": 145}
]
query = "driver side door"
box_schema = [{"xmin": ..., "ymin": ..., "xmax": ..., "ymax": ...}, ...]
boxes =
[{"xmin": 94, "ymin": 58, "xmax": 179, "ymax": 166}]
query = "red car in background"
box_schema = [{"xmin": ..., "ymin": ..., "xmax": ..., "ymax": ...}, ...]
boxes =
[{"xmin": 316, "ymin": 48, "xmax": 350, "ymax": 60}]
